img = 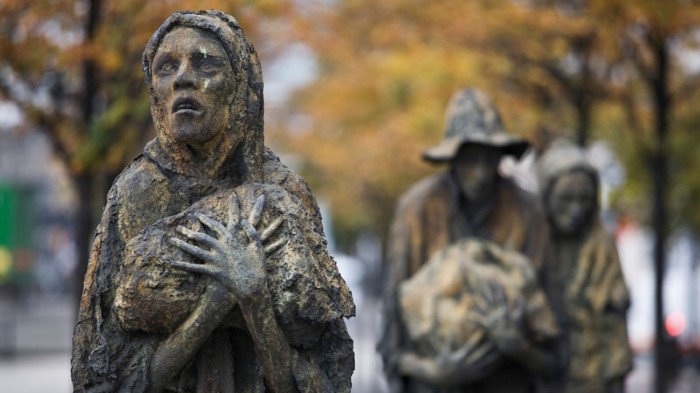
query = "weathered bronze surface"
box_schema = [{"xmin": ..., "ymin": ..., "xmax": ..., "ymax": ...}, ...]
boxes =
[
  {"xmin": 538, "ymin": 140, "xmax": 633, "ymax": 393},
  {"xmin": 396, "ymin": 239, "xmax": 559, "ymax": 387},
  {"xmin": 380, "ymin": 88, "xmax": 559, "ymax": 393},
  {"xmin": 71, "ymin": 10, "xmax": 354, "ymax": 393}
]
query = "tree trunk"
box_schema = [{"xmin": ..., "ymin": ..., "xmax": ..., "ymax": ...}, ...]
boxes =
[
  {"xmin": 574, "ymin": 90, "xmax": 591, "ymax": 148},
  {"xmin": 72, "ymin": 0, "xmax": 102, "ymax": 317},
  {"xmin": 574, "ymin": 36, "xmax": 593, "ymax": 147},
  {"xmin": 650, "ymin": 31, "xmax": 673, "ymax": 393}
]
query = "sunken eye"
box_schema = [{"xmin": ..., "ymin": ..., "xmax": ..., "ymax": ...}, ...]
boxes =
[
  {"xmin": 155, "ymin": 58, "xmax": 179, "ymax": 76},
  {"xmin": 199, "ymin": 60, "xmax": 217, "ymax": 72},
  {"xmin": 195, "ymin": 55, "xmax": 224, "ymax": 73}
]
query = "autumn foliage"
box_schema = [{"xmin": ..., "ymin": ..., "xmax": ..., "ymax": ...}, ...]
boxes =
[
  {"xmin": 267, "ymin": 0, "xmax": 700, "ymax": 248},
  {"xmin": 3, "ymin": 0, "xmax": 700, "ymax": 259}
]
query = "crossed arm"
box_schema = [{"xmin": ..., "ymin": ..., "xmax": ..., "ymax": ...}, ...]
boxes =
[{"xmin": 148, "ymin": 194, "xmax": 296, "ymax": 393}]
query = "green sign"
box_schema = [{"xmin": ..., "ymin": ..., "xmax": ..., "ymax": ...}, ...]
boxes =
[{"xmin": 0, "ymin": 184, "xmax": 36, "ymax": 283}]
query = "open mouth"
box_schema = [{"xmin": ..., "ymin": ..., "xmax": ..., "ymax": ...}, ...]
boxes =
[{"xmin": 172, "ymin": 97, "xmax": 202, "ymax": 114}]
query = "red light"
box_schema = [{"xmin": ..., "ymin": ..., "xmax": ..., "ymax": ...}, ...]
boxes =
[{"xmin": 665, "ymin": 311, "xmax": 687, "ymax": 338}]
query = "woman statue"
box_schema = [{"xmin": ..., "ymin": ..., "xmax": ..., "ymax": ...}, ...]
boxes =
[
  {"xmin": 538, "ymin": 140, "xmax": 633, "ymax": 393},
  {"xmin": 71, "ymin": 10, "xmax": 355, "ymax": 393}
]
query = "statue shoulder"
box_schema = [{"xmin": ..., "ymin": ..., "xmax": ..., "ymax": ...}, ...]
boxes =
[
  {"xmin": 118, "ymin": 153, "xmax": 170, "ymax": 185},
  {"xmin": 262, "ymin": 148, "xmax": 323, "ymax": 229},
  {"xmin": 396, "ymin": 172, "xmax": 454, "ymax": 214},
  {"xmin": 499, "ymin": 176, "xmax": 545, "ymax": 219},
  {"xmin": 500, "ymin": 176, "xmax": 537, "ymax": 204},
  {"xmin": 111, "ymin": 155, "xmax": 172, "ymax": 241}
]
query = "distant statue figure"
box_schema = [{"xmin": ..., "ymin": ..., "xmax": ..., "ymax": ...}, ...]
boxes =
[
  {"xmin": 537, "ymin": 140, "xmax": 633, "ymax": 393},
  {"xmin": 379, "ymin": 88, "xmax": 560, "ymax": 393},
  {"xmin": 71, "ymin": 10, "xmax": 354, "ymax": 393}
]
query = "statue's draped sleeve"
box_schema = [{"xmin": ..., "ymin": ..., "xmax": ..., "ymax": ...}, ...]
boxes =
[
  {"xmin": 564, "ymin": 224, "xmax": 633, "ymax": 389},
  {"xmin": 71, "ymin": 166, "xmax": 161, "ymax": 393},
  {"xmin": 378, "ymin": 174, "xmax": 453, "ymax": 393}
]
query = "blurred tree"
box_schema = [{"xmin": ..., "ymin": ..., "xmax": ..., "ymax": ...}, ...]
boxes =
[
  {"xmin": 276, "ymin": 1, "xmax": 700, "ymax": 391},
  {"xmin": 274, "ymin": 0, "xmax": 621, "ymax": 248},
  {"xmin": 586, "ymin": 1, "xmax": 700, "ymax": 391},
  {"xmin": 0, "ymin": 0, "xmax": 294, "ymax": 310}
]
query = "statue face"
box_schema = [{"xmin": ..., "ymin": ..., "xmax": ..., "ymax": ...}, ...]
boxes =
[
  {"xmin": 151, "ymin": 27, "xmax": 235, "ymax": 147},
  {"xmin": 451, "ymin": 144, "xmax": 502, "ymax": 202},
  {"xmin": 547, "ymin": 170, "xmax": 597, "ymax": 237}
]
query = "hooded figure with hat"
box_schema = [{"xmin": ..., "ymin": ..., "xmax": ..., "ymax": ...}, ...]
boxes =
[
  {"xmin": 71, "ymin": 10, "xmax": 354, "ymax": 393},
  {"xmin": 537, "ymin": 140, "xmax": 632, "ymax": 393},
  {"xmin": 379, "ymin": 88, "xmax": 559, "ymax": 393}
]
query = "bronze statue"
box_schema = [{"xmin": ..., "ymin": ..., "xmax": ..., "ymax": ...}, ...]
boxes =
[
  {"xmin": 379, "ymin": 88, "xmax": 560, "ymax": 393},
  {"xmin": 538, "ymin": 140, "xmax": 633, "ymax": 393},
  {"xmin": 71, "ymin": 10, "xmax": 355, "ymax": 393}
]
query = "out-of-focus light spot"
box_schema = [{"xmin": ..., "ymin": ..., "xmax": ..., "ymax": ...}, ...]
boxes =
[{"xmin": 665, "ymin": 311, "xmax": 687, "ymax": 337}]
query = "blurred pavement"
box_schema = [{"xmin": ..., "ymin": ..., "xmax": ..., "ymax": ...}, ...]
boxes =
[
  {"xmin": 0, "ymin": 295, "xmax": 73, "ymax": 393},
  {"xmin": 1, "ymin": 294, "xmax": 699, "ymax": 393}
]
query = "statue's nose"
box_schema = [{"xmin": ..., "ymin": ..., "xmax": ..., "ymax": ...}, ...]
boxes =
[{"xmin": 174, "ymin": 63, "xmax": 197, "ymax": 90}]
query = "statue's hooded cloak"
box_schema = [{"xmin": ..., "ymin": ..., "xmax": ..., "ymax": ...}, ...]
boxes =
[
  {"xmin": 537, "ymin": 140, "xmax": 632, "ymax": 392},
  {"xmin": 71, "ymin": 10, "xmax": 354, "ymax": 393}
]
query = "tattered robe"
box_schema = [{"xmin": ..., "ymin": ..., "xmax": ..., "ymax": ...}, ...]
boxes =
[
  {"xmin": 537, "ymin": 140, "xmax": 633, "ymax": 393},
  {"xmin": 547, "ymin": 220, "xmax": 633, "ymax": 393},
  {"xmin": 71, "ymin": 142, "xmax": 355, "ymax": 392},
  {"xmin": 380, "ymin": 171, "xmax": 553, "ymax": 393}
]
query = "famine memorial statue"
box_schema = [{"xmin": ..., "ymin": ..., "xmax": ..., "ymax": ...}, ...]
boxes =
[
  {"xmin": 71, "ymin": 10, "xmax": 355, "ymax": 393},
  {"xmin": 537, "ymin": 140, "xmax": 632, "ymax": 393},
  {"xmin": 380, "ymin": 88, "xmax": 561, "ymax": 393}
]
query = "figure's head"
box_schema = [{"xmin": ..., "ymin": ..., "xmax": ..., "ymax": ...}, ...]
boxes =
[
  {"xmin": 451, "ymin": 143, "xmax": 502, "ymax": 202},
  {"xmin": 149, "ymin": 26, "xmax": 235, "ymax": 147},
  {"xmin": 538, "ymin": 140, "xmax": 599, "ymax": 238},
  {"xmin": 142, "ymin": 10, "xmax": 264, "ymax": 180},
  {"xmin": 422, "ymin": 88, "xmax": 529, "ymax": 164},
  {"xmin": 545, "ymin": 168, "xmax": 597, "ymax": 238}
]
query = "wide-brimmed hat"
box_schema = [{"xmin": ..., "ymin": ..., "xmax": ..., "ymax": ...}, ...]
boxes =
[{"xmin": 423, "ymin": 88, "xmax": 529, "ymax": 163}]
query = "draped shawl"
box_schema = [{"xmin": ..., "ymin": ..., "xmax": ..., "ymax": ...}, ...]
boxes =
[{"xmin": 71, "ymin": 10, "xmax": 354, "ymax": 393}]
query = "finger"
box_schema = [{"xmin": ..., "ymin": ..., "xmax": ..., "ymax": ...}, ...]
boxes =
[
  {"xmin": 493, "ymin": 283, "xmax": 508, "ymax": 307},
  {"xmin": 264, "ymin": 237, "xmax": 287, "ymax": 255},
  {"xmin": 470, "ymin": 344, "xmax": 500, "ymax": 374},
  {"xmin": 241, "ymin": 219, "xmax": 262, "ymax": 245},
  {"xmin": 470, "ymin": 317, "xmax": 487, "ymax": 330},
  {"xmin": 260, "ymin": 217, "xmax": 284, "ymax": 241},
  {"xmin": 470, "ymin": 296, "xmax": 488, "ymax": 316},
  {"xmin": 171, "ymin": 260, "xmax": 217, "ymax": 276},
  {"xmin": 170, "ymin": 237, "xmax": 213, "ymax": 261},
  {"xmin": 248, "ymin": 194, "xmax": 266, "ymax": 226},
  {"xmin": 463, "ymin": 311, "xmax": 482, "ymax": 325},
  {"xmin": 481, "ymin": 282, "xmax": 496, "ymax": 305},
  {"xmin": 465, "ymin": 329, "xmax": 485, "ymax": 348},
  {"xmin": 471, "ymin": 294, "xmax": 490, "ymax": 315},
  {"xmin": 449, "ymin": 342, "xmax": 474, "ymax": 362},
  {"xmin": 228, "ymin": 193, "xmax": 240, "ymax": 230},
  {"xmin": 196, "ymin": 213, "xmax": 228, "ymax": 238},
  {"xmin": 177, "ymin": 226, "xmax": 218, "ymax": 249},
  {"xmin": 465, "ymin": 340, "xmax": 491, "ymax": 363}
]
